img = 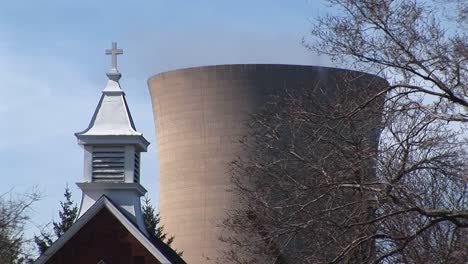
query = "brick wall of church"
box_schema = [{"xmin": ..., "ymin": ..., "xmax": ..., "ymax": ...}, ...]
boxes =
[{"xmin": 45, "ymin": 208, "xmax": 161, "ymax": 264}]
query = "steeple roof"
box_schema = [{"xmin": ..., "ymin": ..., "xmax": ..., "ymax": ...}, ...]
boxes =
[
  {"xmin": 75, "ymin": 79, "xmax": 140, "ymax": 136},
  {"xmin": 75, "ymin": 42, "xmax": 149, "ymax": 151}
]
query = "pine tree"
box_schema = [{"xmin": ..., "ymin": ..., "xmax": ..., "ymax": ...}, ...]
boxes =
[
  {"xmin": 34, "ymin": 230, "xmax": 53, "ymax": 256},
  {"xmin": 34, "ymin": 186, "xmax": 78, "ymax": 254},
  {"xmin": 52, "ymin": 187, "xmax": 77, "ymax": 238},
  {"xmin": 142, "ymin": 196, "xmax": 181, "ymax": 255}
]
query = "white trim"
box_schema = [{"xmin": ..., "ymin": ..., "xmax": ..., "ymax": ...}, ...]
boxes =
[
  {"xmin": 76, "ymin": 182, "xmax": 147, "ymax": 194},
  {"xmin": 75, "ymin": 135, "xmax": 150, "ymax": 152},
  {"xmin": 34, "ymin": 196, "xmax": 172, "ymax": 264}
]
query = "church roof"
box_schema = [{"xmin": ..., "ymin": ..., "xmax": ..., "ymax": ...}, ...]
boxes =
[{"xmin": 34, "ymin": 195, "xmax": 186, "ymax": 264}]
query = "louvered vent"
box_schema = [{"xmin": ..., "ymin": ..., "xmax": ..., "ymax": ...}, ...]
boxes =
[
  {"xmin": 134, "ymin": 152, "xmax": 140, "ymax": 183},
  {"xmin": 92, "ymin": 146, "xmax": 125, "ymax": 182}
]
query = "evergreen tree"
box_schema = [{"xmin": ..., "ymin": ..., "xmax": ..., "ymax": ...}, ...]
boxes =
[
  {"xmin": 142, "ymin": 196, "xmax": 181, "ymax": 256},
  {"xmin": 34, "ymin": 186, "xmax": 78, "ymax": 255},
  {"xmin": 52, "ymin": 187, "xmax": 77, "ymax": 238},
  {"xmin": 33, "ymin": 230, "xmax": 53, "ymax": 256}
]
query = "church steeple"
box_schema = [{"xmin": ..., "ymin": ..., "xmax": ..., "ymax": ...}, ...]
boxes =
[{"xmin": 75, "ymin": 42, "xmax": 149, "ymax": 233}]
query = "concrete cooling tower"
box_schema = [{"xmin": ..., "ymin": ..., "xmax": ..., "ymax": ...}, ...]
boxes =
[{"xmin": 147, "ymin": 64, "xmax": 385, "ymax": 263}]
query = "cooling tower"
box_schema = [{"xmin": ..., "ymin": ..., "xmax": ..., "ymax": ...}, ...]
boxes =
[{"xmin": 147, "ymin": 64, "xmax": 385, "ymax": 263}]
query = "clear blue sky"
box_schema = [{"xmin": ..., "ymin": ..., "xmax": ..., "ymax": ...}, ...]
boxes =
[{"xmin": 0, "ymin": 0, "xmax": 331, "ymax": 242}]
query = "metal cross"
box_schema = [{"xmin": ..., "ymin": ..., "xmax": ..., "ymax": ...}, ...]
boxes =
[{"xmin": 105, "ymin": 42, "xmax": 123, "ymax": 70}]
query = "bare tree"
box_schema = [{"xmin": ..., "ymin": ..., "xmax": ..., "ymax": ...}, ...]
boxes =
[
  {"xmin": 307, "ymin": 0, "xmax": 467, "ymax": 123},
  {"xmin": 0, "ymin": 189, "xmax": 41, "ymax": 263},
  {"xmin": 221, "ymin": 0, "xmax": 467, "ymax": 263},
  {"xmin": 434, "ymin": 0, "xmax": 467, "ymax": 28}
]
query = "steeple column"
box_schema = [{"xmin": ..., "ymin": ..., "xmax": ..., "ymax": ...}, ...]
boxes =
[{"xmin": 75, "ymin": 42, "xmax": 150, "ymax": 234}]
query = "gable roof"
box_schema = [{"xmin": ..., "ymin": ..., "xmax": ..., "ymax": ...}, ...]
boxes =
[{"xmin": 34, "ymin": 195, "xmax": 185, "ymax": 264}]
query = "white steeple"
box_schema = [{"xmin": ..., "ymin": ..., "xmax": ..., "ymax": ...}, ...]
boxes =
[{"xmin": 75, "ymin": 42, "xmax": 149, "ymax": 233}]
